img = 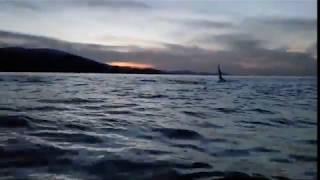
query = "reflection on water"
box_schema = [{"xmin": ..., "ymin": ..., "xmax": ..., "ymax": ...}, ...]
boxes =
[{"xmin": 0, "ymin": 73, "xmax": 317, "ymax": 180}]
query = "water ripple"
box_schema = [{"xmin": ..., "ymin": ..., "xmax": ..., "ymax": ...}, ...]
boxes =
[{"xmin": 0, "ymin": 74, "xmax": 316, "ymax": 180}]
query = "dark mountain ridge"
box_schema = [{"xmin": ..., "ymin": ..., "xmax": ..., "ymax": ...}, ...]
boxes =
[{"xmin": 0, "ymin": 47, "xmax": 163, "ymax": 74}]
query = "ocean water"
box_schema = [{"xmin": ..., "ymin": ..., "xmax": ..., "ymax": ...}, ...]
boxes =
[{"xmin": 0, "ymin": 73, "xmax": 317, "ymax": 180}]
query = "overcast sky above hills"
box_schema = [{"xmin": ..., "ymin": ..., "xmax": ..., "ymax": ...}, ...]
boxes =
[{"xmin": 0, "ymin": 0, "xmax": 317, "ymax": 75}]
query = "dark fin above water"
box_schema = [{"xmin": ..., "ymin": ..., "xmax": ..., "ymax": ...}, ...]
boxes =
[{"xmin": 218, "ymin": 64, "xmax": 226, "ymax": 82}]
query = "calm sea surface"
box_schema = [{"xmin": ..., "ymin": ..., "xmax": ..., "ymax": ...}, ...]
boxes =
[{"xmin": 0, "ymin": 73, "xmax": 317, "ymax": 180}]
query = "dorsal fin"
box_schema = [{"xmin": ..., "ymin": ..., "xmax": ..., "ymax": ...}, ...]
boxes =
[{"xmin": 218, "ymin": 64, "xmax": 225, "ymax": 82}]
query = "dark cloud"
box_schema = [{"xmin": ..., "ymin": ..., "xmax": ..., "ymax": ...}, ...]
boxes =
[
  {"xmin": 0, "ymin": 30, "xmax": 316, "ymax": 75},
  {"xmin": 0, "ymin": 31, "xmax": 73, "ymax": 49},
  {"xmin": 193, "ymin": 32, "xmax": 266, "ymax": 52},
  {"xmin": 246, "ymin": 17, "xmax": 317, "ymax": 31},
  {"xmin": 176, "ymin": 19, "xmax": 234, "ymax": 29},
  {"xmin": 210, "ymin": 33, "xmax": 265, "ymax": 50},
  {"xmin": 0, "ymin": 30, "xmax": 138, "ymax": 51}
]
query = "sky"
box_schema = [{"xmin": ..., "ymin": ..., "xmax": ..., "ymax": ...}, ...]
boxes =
[{"xmin": 0, "ymin": 0, "xmax": 317, "ymax": 75}]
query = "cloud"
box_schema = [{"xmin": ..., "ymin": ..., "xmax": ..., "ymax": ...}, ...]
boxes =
[
  {"xmin": 0, "ymin": 30, "xmax": 137, "ymax": 52},
  {"xmin": 74, "ymin": 0, "xmax": 150, "ymax": 9},
  {"xmin": 169, "ymin": 18, "xmax": 234, "ymax": 29},
  {"xmin": 120, "ymin": 44, "xmax": 316, "ymax": 76},
  {"xmin": 0, "ymin": 0, "xmax": 150, "ymax": 11},
  {"xmin": 197, "ymin": 33, "xmax": 265, "ymax": 50},
  {"xmin": 187, "ymin": 15, "xmax": 316, "ymax": 53},
  {"xmin": 0, "ymin": 30, "xmax": 71, "ymax": 49},
  {"xmin": 251, "ymin": 17, "xmax": 317, "ymax": 31},
  {"xmin": 0, "ymin": 30, "xmax": 316, "ymax": 75},
  {"xmin": 0, "ymin": 0, "xmax": 39, "ymax": 11},
  {"xmin": 306, "ymin": 42, "xmax": 317, "ymax": 59}
]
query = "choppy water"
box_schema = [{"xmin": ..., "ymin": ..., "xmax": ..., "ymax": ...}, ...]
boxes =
[{"xmin": 0, "ymin": 73, "xmax": 317, "ymax": 180}]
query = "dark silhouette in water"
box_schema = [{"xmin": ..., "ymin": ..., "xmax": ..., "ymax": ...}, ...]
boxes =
[{"xmin": 218, "ymin": 64, "xmax": 226, "ymax": 82}]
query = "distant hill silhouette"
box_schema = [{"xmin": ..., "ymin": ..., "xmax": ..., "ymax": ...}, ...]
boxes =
[{"xmin": 0, "ymin": 47, "xmax": 162, "ymax": 74}]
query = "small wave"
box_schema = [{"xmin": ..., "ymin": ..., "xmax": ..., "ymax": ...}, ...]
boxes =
[
  {"xmin": 105, "ymin": 110, "xmax": 133, "ymax": 115},
  {"xmin": 180, "ymin": 171, "xmax": 225, "ymax": 179},
  {"xmin": 168, "ymin": 80, "xmax": 206, "ymax": 85},
  {"xmin": 87, "ymin": 158, "xmax": 213, "ymax": 179},
  {"xmin": 215, "ymin": 108, "xmax": 239, "ymax": 114},
  {"xmin": 0, "ymin": 115, "xmax": 31, "ymax": 128},
  {"xmin": 21, "ymin": 106, "xmax": 69, "ymax": 111},
  {"xmin": 213, "ymin": 149, "xmax": 250, "ymax": 157},
  {"xmin": 134, "ymin": 107, "xmax": 160, "ymax": 111},
  {"xmin": 296, "ymin": 120, "xmax": 317, "ymax": 126},
  {"xmin": 0, "ymin": 137, "xmax": 74, "ymax": 168},
  {"xmin": 289, "ymin": 154, "xmax": 317, "ymax": 162},
  {"xmin": 29, "ymin": 131, "xmax": 103, "ymax": 144},
  {"xmin": 183, "ymin": 111, "xmax": 208, "ymax": 119},
  {"xmin": 198, "ymin": 121, "xmax": 224, "ymax": 128},
  {"xmin": 172, "ymin": 144, "xmax": 206, "ymax": 152},
  {"xmin": 88, "ymin": 159, "xmax": 161, "ymax": 175},
  {"xmin": 137, "ymin": 94, "xmax": 168, "ymax": 99},
  {"xmin": 269, "ymin": 118, "xmax": 292, "ymax": 126},
  {"xmin": 188, "ymin": 162, "xmax": 212, "ymax": 169},
  {"xmin": 21, "ymin": 78, "xmax": 48, "ymax": 83},
  {"xmin": 65, "ymin": 123, "xmax": 90, "ymax": 131},
  {"xmin": 153, "ymin": 127, "xmax": 202, "ymax": 139},
  {"xmin": 0, "ymin": 107, "xmax": 17, "ymax": 111},
  {"xmin": 250, "ymin": 108, "xmax": 274, "ymax": 114},
  {"xmin": 39, "ymin": 98, "xmax": 103, "ymax": 104},
  {"xmin": 239, "ymin": 120, "xmax": 277, "ymax": 127},
  {"xmin": 33, "ymin": 124, "xmax": 58, "ymax": 130},
  {"xmin": 220, "ymin": 172, "xmax": 271, "ymax": 180},
  {"xmin": 101, "ymin": 103, "xmax": 138, "ymax": 109},
  {"xmin": 140, "ymin": 79, "xmax": 157, "ymax": 82},
  {"xmin": 165, "ymin": 162, "xmax": 213, "ymax": 170},
  {"xmin": 73, "ymin": 83, "xmax": 88, "ymax": 86},
  {"xmin": 168, "ymin": 96, "xmax": 191, "ymax": 100},
  {"xmin": 250, "ymin": 147, "xmax": 280, "ymax": 153},
  {"xmin": 175, "ymin": 88, "xmax": 192, "ymax": 92},
  {"xmin": 129, "ymin": 148, "xmax": 170, "ymax": 155},
  {"xmin": 269, "ymin": 158, "xmax": 292, "ymax": 164},
  {"xmin": 79, "ymin": 105, "xmax": 102, "ymax": 110},
  {"xmin": 209, "ymin": 138, "xmax": 229, "ymax": 143},
  {"xmin": 180, "ymin": 171, "xmax": 269, "ymax": 180},
  {"xmin": 298, "ymin": 139, "xmax": 317, "ymax": 145}
]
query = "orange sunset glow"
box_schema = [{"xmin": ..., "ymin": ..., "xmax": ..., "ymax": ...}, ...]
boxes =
[{"xmin": 109, "ymin": 61, "xmax": 154, "ymax": 69}]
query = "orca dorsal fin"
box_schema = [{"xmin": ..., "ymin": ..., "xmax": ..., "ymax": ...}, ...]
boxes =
[{"xmin": 218, "ymin": 64, "xmax": 226, "ymax": 82}]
